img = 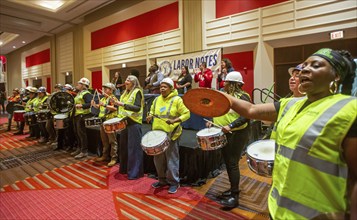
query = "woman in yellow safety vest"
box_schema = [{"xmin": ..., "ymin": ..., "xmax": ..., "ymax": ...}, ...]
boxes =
[{"xmin": 221, "ymin": 48, "xmax": 357, "ymax": 219}]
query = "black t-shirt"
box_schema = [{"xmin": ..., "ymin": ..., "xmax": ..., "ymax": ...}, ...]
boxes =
[
  {"xmin": 274, "ymin": 101, "xmax": 356, "ymax": 138},
  {"xmin": 177, "ymin": 74, "xmax": 193, "ymax": 94}
]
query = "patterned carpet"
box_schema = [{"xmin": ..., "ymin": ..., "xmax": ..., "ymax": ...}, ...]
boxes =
[
  {"xmin": 0, "ymin": 122, "xmax": 248, "ymax": 220},
  {"xmin": 205, "ymin": 171, "xmax": 271, "ymax": 217}
]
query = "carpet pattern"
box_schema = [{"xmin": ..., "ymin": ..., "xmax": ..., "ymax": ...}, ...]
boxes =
[
  {"xmin": 0, "ymin": 127, "xmax": 247, "ymax": 219},
  {"xmin": 205, "ymin": 171, "xmax": 270, "ymax": 216}
]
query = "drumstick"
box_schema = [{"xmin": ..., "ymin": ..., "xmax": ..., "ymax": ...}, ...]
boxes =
[
  {"xmin": 91, "ymin": 89, "xmax": 97, "ymax": 107},
  {"xmin": 203, "ymin": 118, "xmax": 232, "ymax": 134},
  {"xmin": 96, "ymin": 90, "xmax": 101, "ymax": 102},
  {"xmin": 148, "ymin": 113, "xmax": 168, "ymax": 123}
]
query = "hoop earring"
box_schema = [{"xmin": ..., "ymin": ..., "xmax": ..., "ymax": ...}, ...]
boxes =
[
  {"xmin": 298, "ymin": 84, "xmax": 306, "ymax": 95},
  {"xmin": 329, "ymin": 80, "xmax": 338, "ymax": 94}
]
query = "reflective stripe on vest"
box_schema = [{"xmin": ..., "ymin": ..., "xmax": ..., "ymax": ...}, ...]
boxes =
[
  {"xmin": 273, "ymin": 97, "xmax": 305, "ymax": 132},
  {"xmin": 118, "ymin": 88, "xmax": 143, "ymax": 124},
  {"xmin": 152, "ymin": 96, "xmax": 177, "ymax": 119},
  {"xmin": 276, "ymin": 97, "xmax": 353, "ymax": 178},
  {"xmin": 74, "ymin": 90, "xmax": 91, "ymax": 116},
  {"xmin": 271, "ymin": 187, "xmax": 320, "ymax": 219}
]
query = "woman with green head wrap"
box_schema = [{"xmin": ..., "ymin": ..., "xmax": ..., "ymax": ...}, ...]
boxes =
[{"xmin": 212, "ymin": 48, "xmax": 357, "ymax": 219}]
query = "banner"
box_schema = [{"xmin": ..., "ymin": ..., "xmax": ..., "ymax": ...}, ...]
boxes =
[{"xmin": 156, "ymin": 48, "xmax": 222, "ymax": 84}]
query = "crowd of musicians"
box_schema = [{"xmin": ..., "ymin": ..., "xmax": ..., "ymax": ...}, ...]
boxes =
[{"xmin": 3, "ymin": 48, "xmax": 357, "ymax": 219}]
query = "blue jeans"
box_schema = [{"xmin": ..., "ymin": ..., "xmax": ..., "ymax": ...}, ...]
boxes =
[
  {"xmin": 154, "ymin": 139, "xmax": 180, "ymax": 186},
  {"xmin": 119, "ymin": 123, "xmax": 143, "ymax": 179}
]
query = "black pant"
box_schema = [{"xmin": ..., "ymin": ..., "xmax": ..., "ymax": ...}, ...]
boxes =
[
  {"xmin": 30, "ymin": 124, "xmax": 40, "ymax": 138},
  {"xmin": 222, "ymin": 126, "xmax": 250, "ymax": 195},
  {"xmin": 39, "ymin": 122, "xmax": 49, "ymax": 139},
  {"xmin": 74, "ymin": 114, "xmax": 91, "ymax": 153}
]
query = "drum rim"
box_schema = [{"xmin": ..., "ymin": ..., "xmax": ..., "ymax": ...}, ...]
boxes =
[
  {"xmin": 196, "ymin": 127, "xmax": 222, "ymax": 136},
  {"xmin": 246, "ymin": 139, "xmax": 275, "ymax": 160},
  {"xmin": 141, "ymin": 130, "xmax": 168, "ymax": 147}
]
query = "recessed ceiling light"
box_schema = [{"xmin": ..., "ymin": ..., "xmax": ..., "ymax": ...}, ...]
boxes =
[
  {"xmin": 13, "ymin": 46, "xmax": 16, "ymax": 48},
  {"xmin": 37, "ymin": 0, "xmax": 65, "ymax": 11},
  {"xmin": 22, "ymin": 41, "xmax": 26, "ymax": 44},
  {"xmin": 0, "ymin": 41, "xmax": 3, "ymax": 46}
]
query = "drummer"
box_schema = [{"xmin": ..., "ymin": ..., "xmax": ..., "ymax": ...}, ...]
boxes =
[
  {"xmin": 146, "ymin": 77, "xmax": 190, "ymax": 194},
  {"xmin": 24, "ymin": 87, "xmax": 40, "ymax": 140},
  {"xmin": 91, "ymin": 83, "xmax": 118, "ymax": 167},
  {"xmin": 72, "ymin": 78, "xmax": 93, "ymax": 159},
  {"xmin": 113, "ymin": 75, "xmax": 144, "ymax": 179},
  {"xmin": 49, "ymin": 84, "xmax": 63, "ymax": 150},
  {"xmin": 206, "ymin": 71, "xmax": 251, "ymax": 208},
  {"xmin": 62, "ymin": 84, "xmax": 77, "ymax": 151},
  {"xmin": 7, "ymin": 88, "xmax": 21, "ymax": 132},
  {"xmin": 37, "ymin": 87, "xmax": 50, "ymax": 144}
]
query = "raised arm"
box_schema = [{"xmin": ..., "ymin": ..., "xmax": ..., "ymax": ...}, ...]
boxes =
[{"xmin": 228, "ymin": 95, "xmax": 278, "ymax": 122}]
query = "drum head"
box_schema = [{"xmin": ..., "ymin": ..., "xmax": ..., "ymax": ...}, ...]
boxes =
[
  {"xmin": 197, "ymin": 127, "xmax": 221, "ymax": 136},
  {"xmin": 14, "ymin": 110, "xmax": 26, "ymax": 113},
  {"xmin": 142, "ymin": 131, "xmax": 167, "ymax": 147},
  {"xmin": 103, "ymin": 118, "xmax": 120, "ymax": 124},
  {"xmin": 48, "ymin": 92, "xmax": 74, "ymax": 114},
  {"xmin": 54, "ymin": 114, "xmax": 68, "ymax": 119},
  {"xmin": 183, "ymin": 88, "xmax": 231, "ymax": 117},
  {"xmin": 247, "ymin": 140, "xmax": 275, "ymax": 161}
]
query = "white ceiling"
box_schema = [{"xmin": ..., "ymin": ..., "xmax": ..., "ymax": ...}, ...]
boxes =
[{"xmin": 0, "ymin": 0, "xmax": 115, "ymax": 55}]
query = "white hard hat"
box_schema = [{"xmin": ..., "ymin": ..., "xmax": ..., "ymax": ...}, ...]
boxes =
[
  {"xmin": 160, "ymin": 77, "xmax": 174, "ymax": 88},
  {"xmin": 225, "ymin": 71, "xmax": 244, "ymax": 84},
  {"xmin": 78, "ymin": 77, "xmax": 90, "ymax": 86},
  {"xmin": 102, "ymin": 82, "xmax": 116, "ymax": 90},
  {"xmin": 64, "ymin": 84, "xmax": 73, "ymax": 90}
]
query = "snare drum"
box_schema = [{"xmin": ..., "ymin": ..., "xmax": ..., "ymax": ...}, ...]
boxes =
[
  {"xmin": 37, "ymin": 109, "xmax": 52, "ymax": 122},
  {"xmin": 24, "ymin": 112, "xmax": 37, "ymax": 126},
  {"xmin": 53, "ymin": 114, "xmax": 69, "ymax": 129},
  {"xmin": 102, "ymin": 118, "xmax": 127, "ymax": 133},
  {"xmin": 13, "ymin": 110, "xmax": 26, "ymax": 122},
  {"xmin": 196, "ymin": 127, "xmax": 227, "ymax": 150},
  {"xmin": 85, "ymin": 117, "xmax": 102, "ymax": 128},
  {"xmin": 141, "ymin": 130, "xmax": 170, "ymax": 155},
  {"xmin": 246, "ymin": 140, "xmax": 275, "ymax": 177}
]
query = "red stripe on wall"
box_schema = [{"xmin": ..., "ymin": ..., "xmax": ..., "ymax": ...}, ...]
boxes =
[
  {"xmin": 47, "ymin": 77, "xmax": 51, "ymax": 93},
  {"xmin": 223, "ymin": 51, "xmax": 254, "ymax": 97},
  {"xmin": 91, "ymin": 2, "xmax": 179, "ymax": 50},
  {"xmin": 91, "ymin": 71, "xmax": 102, "ymax": 91},
  {"xmin": 25, "ymin": 49, "xmax": 50, "ymax": 68},
  {"xmin": 216, "ymin": 0, "xmax": 288, "ymax": 18},
  {"xmin": 25, "ymin": 80, "xmax": 29, "ymax": 87}
]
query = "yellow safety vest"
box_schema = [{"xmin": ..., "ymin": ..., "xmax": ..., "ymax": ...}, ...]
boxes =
[
  {"xmin": 269, "ymin": 94, "xmax": 356, "ymax": 219},
  {"xmin": 117, "ymin": 88, "xmax": 143, "ymax": 124},
  {"xmin": 150, "ymin": 89, "xmax": 190, "ymax": 140},
  {"xmin": 74, "ymin": 90, "xmax": 91, "ymax": 116},
  {"xmin": 25, "ymin": 97, "xmax": 38, "ymax": 112},
  {"xmin": 98, "ymin": 95, "xmax": 118, "ymax": 121}
]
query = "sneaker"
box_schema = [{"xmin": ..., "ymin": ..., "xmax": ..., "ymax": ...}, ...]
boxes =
[
  {"xmin": 107, "ymin": 159, "xmax": 117, "ymax": 167},
  {"xmin": 70, "ymin": 149, "xmax": 81, "ymax": 156},
  {"xmin": 74, "ymin": 152, "xmax": 88, "ymax": 159},
  {"xmin": 38, "ymin": 137, "xmax": 47, "ymax": 144},
  {"xmin": 168, "ymin": 185, "xmax": 180, "ymax": 194},
  {"xmin": 95, "ymin": 156, "xmax": 109, "ymax": 162},
  {"xmin": 151, "ymin": 181, "xmax": 168, "ymax": 189},
  {"xmin": 25, "ymin": 135, "xmax": 33, "ymax": 140}
]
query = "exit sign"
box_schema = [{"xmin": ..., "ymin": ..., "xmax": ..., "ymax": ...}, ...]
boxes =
[{"xmin": 330, "ymin": 31, "xmax": 344, "ymax": 40}]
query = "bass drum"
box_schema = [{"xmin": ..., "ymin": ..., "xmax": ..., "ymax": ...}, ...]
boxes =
[
  {"xmin": 48, "ymin": 92, "xmax": 74, "ymax": 114},
  {"xmin": 6, "ymin": 102, "xmax": 24, "ymax": 114}
]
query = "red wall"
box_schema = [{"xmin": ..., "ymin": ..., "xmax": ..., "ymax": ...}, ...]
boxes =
[
  {"xmin": 25, "ymin": 80, "xmax": 28, "ymax": 87},
  {"xmin": 47, "ymin": 77, "xmax": 51, "ymax": 93},
  {"xmin": 25, "ymin": 49, "xmax": 50, "ymax": 68},
  {"xmin": 216, "ymin": 0, "xmax": 288, "ymax": 18},
  {"xmin": 91, "ymin": 2, "xmax": 179, "ymax": 50},
  {"xmin": 91, "ymin": 71, "xmax": 102, "ymax": 91},
  {"xmin": 223, "ymin": 51, "xmax": 254, "ymax": 97}
]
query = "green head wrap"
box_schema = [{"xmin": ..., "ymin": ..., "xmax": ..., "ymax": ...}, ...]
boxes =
[{"xmin": 312, "ymin": 48, "xmax": 352, "ymax": 82}]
